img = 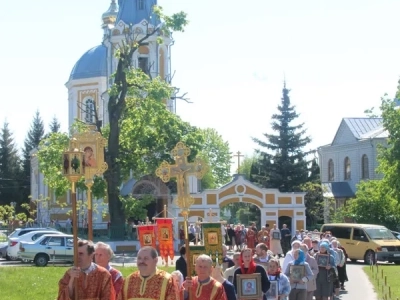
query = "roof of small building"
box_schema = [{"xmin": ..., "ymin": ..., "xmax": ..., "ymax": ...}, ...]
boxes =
[
  {"xmin": 69, "ymin": 45, "xmax": 107, "ymax": 81},
  {"xmin": 343, "ymin": 118, "xmax": 384, "ymax": 139},
  {"xmin": 322, "ymin": 182, "xmax": 355, "ymax": 198}
]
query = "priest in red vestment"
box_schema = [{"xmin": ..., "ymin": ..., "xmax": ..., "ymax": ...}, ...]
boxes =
[
  {"xmin": 182, "ymin": 254, "xmax": 227, "ymax": 300},
  {"xmin": 57, "ymin": 240, "xmax": 115, "ymax": 300},
  {"xmin": 95, "ymin": 242, "xmax": 124, "ymax": 296},
  {"xmin": 118, "ymin": 246, "xmax": 178, "ymax": 300}
]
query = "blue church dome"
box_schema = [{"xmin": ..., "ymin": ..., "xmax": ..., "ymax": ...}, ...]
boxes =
[{"xmin": 69, "ymin": 45, "xmax": 107, "ymax": 80}]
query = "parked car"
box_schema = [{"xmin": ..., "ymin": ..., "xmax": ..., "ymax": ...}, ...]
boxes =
[
  {"xmin": 0, "ymin": 242, "xmax": 7, "ymax": 258},
  {"xmin": 18, "ymin": 234, "xmax": 77, "ymax": 267},
  {"xmin": 391, "ymin": 231, "xmax": 400, "ymax": 240},
  {"xmin": 7, "ymin": 230, "xmax": 62, "ymax": 260},
  {"xmin": 8, "ymin": 227, "xmax": 56, "ymax": 239}
]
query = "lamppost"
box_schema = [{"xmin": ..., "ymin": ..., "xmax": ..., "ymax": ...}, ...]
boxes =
[
  {"xmin": 62, "ymin": 141, "xmax": 85, "ymax": 300},
  {"xmin": 71, "ymin": 126, "xmax": 108, "ymax": 241}
]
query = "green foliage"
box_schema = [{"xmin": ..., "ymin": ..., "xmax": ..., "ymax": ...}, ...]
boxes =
[
  {"xmin": 198, "ymin": 128, "xmax": 231, "ymax": 187},
  {"xmin": 36, "ymin": 132, "xmax": 70, "ymax": 196},
  {"xmin": 0, "ymin": 122, "xmax": 23, "ymax": 206},
  {"xmin": 22, "ymin": 111, "xmax": 44, "ymax": 178},
  {"xmin": 239, "ymin": 155, "xmax": 259, "ymax": 181},
  {"xmin": 121, "ymin": 195, "xmax": 155, "ymax": 221},
  {"xmin": 335, "ymin": 180, "xmax": 400, "ymax": 230},
  {"xmin": 364, "ymin": 107, "xmax": 380, "ymax": 118},
  {"xmin": 0, "ymin": 204, "xmax": 14, "ymax": 222},
  {"xmin": 300, "ymin": 182, "xmax": 325, "ymax": 226},
  {"xmin": 119, "ymin": 96, "xmax": 204, "ymax": 179},
  {"xmin": 252, "ymin": 84, "xmax": 312, "ymax": 192},
  {"xmin": 378, "ymin": 96, "xmax": 400, "ymax": 200},
  {"xmin": 153, "ymin": 6, "xmax": 189, "ymax": 32},
  {"xmin": 49, "ymin": 116, "xmax": 61, "ymax": 133}
]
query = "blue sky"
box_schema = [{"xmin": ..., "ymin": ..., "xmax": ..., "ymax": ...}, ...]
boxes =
[{"xmin": 1, "ymin": 0, "xmax": 400, "ymax": 171}]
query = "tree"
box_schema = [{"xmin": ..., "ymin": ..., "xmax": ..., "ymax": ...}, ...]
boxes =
[
  {"xmin": 300, "ymin": 182, "xmax": 325, "ymax": 227},
  {"xmin": 252, "ymin": 83, "xmax": 312, "ymax": 192},
  {"xmin": 22, "ymin": 111, "xmax": 44, "ymax": 203},
  {"xmin": 239, "ymin": 154, "xmax": 259, "ymax": 181},
  {"xmin": 197, "ymin": 128, "xmax": 232, "ymax": 188},
  {"xmin": 336, "ymin": 180, "xmax": 400, "ymax": 229},
  {"xmin": 98, "ymin": 7, "xmax": 188, "ymax": 238},
  {"xmin": 49, "ymin": 116, "xmax": 61, "ymax": 133},
  {"xmin": 378, "ymin": 96, "xmax": 400, "ymax": 200},
  {"xmin": 308, "ymin": 158, "xmax": 320, "ymax": 182},
  {"xmin": 0, "ymin": 122, "xmax": 22, "ymax": 206}
]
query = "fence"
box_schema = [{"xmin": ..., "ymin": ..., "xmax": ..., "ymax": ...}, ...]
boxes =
[{"xmin": 369, "ymin": 264, "xmax": 398, "ymax": 300}]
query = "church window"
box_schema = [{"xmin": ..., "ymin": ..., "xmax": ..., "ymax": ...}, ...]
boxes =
[
  {"xmin": 361, "ymin": 154, "xmax": 369, "ymax": 179},
  {"xmin": 344, "ymin": 157, "xmax": 351, "ymax": 180},
  {"xmin": 138, "ymin": 57, "xmax": 149, "ymax": 75},
  {"xmin": 137, "ymin": 0, "xmax": 145, "ymax": 10},
  {"xmin": 328, "ymin": 159, "xmax": 334, "ymax": 181},
  {"xmin": 84, "ymin": 98, "xmax": 95, "ymax": 124}
]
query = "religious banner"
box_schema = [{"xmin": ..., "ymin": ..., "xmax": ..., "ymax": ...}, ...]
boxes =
[
  {"xmin": 155, "ymin": 218, "xmax": 174, "ymax": 261},
  {"xmin": 189, "ymin": 245, "xmax": 206, "ymax": 276},
  {"xmin": 137, "ymin": 224, "xmax": 156, "ymax": 248},
  {"xmin": 202, "ymin": 223, "xmax": 223, "ymax": 267}
]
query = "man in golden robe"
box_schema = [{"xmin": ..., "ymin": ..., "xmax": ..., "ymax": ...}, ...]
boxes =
[
  {"xmin": 118, "ymin": 246, "xmax": 178, "ymax": 300},
  {"xmin": 182, "ymin": 254, "xmax": 227, "ymax": 300},
  {"xmin": 58, "ymin": 240, "xmax": 115, "ymax": 300},
  {"xmin": 257, "ymin": 226, "xmax": 270, "ymax": 249}
]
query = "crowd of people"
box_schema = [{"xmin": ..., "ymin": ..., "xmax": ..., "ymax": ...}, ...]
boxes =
[{"xmin": 56, "ymin": 225, "xmax": 349, "ymax": 300}]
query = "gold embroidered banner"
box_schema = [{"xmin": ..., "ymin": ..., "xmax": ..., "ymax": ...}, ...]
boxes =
[
  {"xmin": 202, "ymin": 223, "xmax": 223, "ymax": 267},
  {"xmin": 138, "ymin": 225, "xmax": 156, "ymax": 248},
  {"xmin": 156, "ymin": 218, "xmax": 174, "ymax": 260}
]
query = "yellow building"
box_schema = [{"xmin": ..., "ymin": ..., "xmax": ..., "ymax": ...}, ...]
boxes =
[{"xmin": 172, "ymin": 174, "xmax": 307, "ymax": 234}]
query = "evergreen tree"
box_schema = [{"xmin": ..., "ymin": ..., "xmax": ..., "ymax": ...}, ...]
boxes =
[
  {"xmin": 308, "ymin": 158, "xmax": 320, "ymax": 182},
  {"xmin": 0, "ymin": 122, "xmax": 22, "ymax": 206},
  {"xmin": 49, "ymin": 116, "xmax": 61, "ymax": 133},
  {"xmin": 22, "ymin": 111, "xmax": 44, "ymax": 202},
  {"xmin": 252, "ymin": 83, "xmax": 311, "ymax": 192}
]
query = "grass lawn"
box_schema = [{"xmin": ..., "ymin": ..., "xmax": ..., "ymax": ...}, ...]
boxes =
[
  {"xmin": 0, "ymin": 266, "xmax": 175, "ymax": 300},
  {"xmin": 363, "ymin": 265, "xmax": 400, "ymax": 299}
]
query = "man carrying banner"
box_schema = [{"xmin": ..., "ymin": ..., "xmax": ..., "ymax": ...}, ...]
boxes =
[
  {"xmin": 182, "ymin": 254, "xmax": 227, "ymax": 300},
  {"xmin": 118, "ymin": 246, "xmax": 178, "ymax": 300}
]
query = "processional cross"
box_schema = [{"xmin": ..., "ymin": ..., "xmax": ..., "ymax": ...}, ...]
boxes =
[{"xmin": 156, "ymin": 142, "xmax": 208, "ymax": 213}]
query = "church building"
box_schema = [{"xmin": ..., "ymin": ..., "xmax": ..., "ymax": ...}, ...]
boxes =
[{"xmin": 31, "ymin": 0, "xmax": 177, "ymax": 228}]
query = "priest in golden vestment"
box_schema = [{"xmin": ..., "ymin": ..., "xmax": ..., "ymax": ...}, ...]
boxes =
[
  {"xmin": 57, "ymin": 240, "xmax": 115, "ymax": 300},
  {"xmin": 118, "ymin": 246, "xmax": 178, "ymax": 300},
  {"xmin": 181, "ymin": 254, "xmax": 227, "ymax": 300}
]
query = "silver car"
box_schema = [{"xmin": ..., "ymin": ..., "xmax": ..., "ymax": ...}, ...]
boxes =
[{"xmin": 18, "ymin": 234, "xmax": 76, "ymax": 267}]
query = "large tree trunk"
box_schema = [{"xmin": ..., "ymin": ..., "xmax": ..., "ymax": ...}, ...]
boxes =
[{"xmin": 105, "ymin": 112, "xmax": 125, "ymax": 240}]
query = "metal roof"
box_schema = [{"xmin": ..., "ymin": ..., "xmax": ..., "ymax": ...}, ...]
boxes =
[
  {"xmin": 343, "ymin": 118, "xmax": 383, "ymax": 139},
  {"xmin": 322, "ymin": 182, "xmax": 355, "ymax": 198}
]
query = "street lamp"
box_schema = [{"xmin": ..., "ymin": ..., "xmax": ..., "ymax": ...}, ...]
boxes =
[{"xmin": 62, "ymin": 142, "xmax": 85, "ymax": 300}]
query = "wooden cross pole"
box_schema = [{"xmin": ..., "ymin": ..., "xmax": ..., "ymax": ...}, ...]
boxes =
[
  {"xmin": 156, "ymin": 142, "xmax": 209, "ymax": 300},
  {"xmin": 232, "ymin": 151, "xmax": 244, "ymax": 174}
]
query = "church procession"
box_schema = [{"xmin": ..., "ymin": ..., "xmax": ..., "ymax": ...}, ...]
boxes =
[{"xmin": 5, "ymin": 0, "xmax": 400, "ymax": 300}]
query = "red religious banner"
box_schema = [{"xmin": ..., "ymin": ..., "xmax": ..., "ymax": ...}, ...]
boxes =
[
  {"xmin": 137, "ymin": 225, "xmax": 156, "ymax": 248},
  {"xmin": 156, "ymin": 218, "xmax": 174, "ymax": 260}
]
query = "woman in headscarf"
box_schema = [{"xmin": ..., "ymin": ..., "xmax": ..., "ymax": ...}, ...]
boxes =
[
  {"xmin": 300, "ymin": 244, "xmax": 319, "ymax": 300},
  {"xmin": 314, "ymin": 242, "xmax": 336, "ymax": 300},
  {"xmin": 337, "ymin": 241, "xmax": 349, "ymax": 290},
  {"xmin": 283, "ymin": 249, "xmax": 314, "ymax": 300},
  {"xmin": 282, "ymin": 240, "xmax": 301, "ymax": 273},
  {"xmin": 267, "ymin": 258, "xmax": 291, "ymax": 300},
  {"xmin": 233, "ymin": 248, "xmax": 270, "ymax": 300}
]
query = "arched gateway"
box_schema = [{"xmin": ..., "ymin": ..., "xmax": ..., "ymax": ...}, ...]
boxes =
[{"xmin": 171, "ymin": 174, "xmax": 306, "ymax": 235}]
